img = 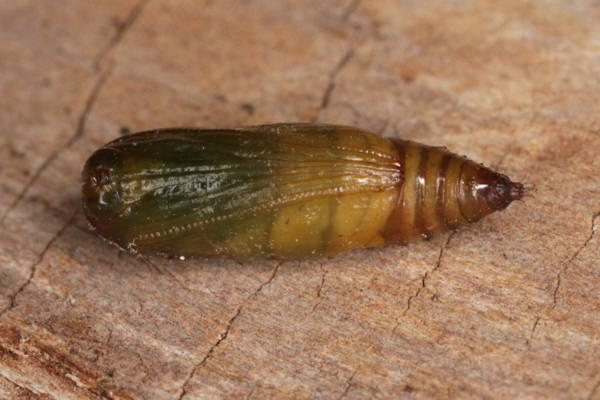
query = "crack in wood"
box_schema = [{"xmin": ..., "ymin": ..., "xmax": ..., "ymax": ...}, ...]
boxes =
[
  {"xmin": 337, "ymin": 370, "xmax": 357, "ymax": 400},
  {"xmin": 134, "ymin": 352, "xmax": 151, "ymax": 383},
  {"xmin": 0, "ymin": 211, "xmax": 76, "ymax": 319},
  {"xmin": 316, "ymin": 262, "xmax": 327, "ymax": 298},
  {"xmin": 407, "ymin": 233, "xmax": 454, "ymax": 313},
  {"xmin": 552, "ymin": 211, "xmax": 599, "ymax": 308},
  {"xmin": 176, "ymin": 262, "xmax": 281, "ymax": 400},
  {"xmin": 392, "ymin": 232, "xmax": 455, "ymax": 333},
  {"xmin": 0, "ymin": 66, "xmax": 112, "ymax": 226},
  {"xmin": 312, "ymin": 261, "xmax": 328, "ymax": 312},
  {"xmin": 529, "ymin": 211, "xmax": 599, "ymax": 346},
  {"xmin": 312, "ymin": 47, "xmax": 354, "ymax": 122},
  {"xmin": 0, "ymin": 0, "xmax": 148, "ymax": 227},
  {"xmin": 93, "ymin": 0, "xmax": 149, "ymax": 70},
  {"xmin": 527, "ymin": 316, "xmax": 540, "ymax": 345}
]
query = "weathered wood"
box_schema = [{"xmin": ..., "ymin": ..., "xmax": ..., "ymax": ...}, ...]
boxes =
[{"xmin": 1, "ymin": 1, "xmax": 599, "ymax": 399}]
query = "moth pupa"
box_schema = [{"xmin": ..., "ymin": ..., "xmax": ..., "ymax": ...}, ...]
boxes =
[{"xmin": 82, "ymin": 124, "xmax": 523, "ymax": 259}]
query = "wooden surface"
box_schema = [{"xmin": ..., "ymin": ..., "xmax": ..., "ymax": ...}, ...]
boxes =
[{"xmin": 1, "ymin": 1, "xmax": 599, "ymax": 399}]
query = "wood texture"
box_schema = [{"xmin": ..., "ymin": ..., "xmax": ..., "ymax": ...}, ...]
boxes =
[{"xmin": 1, "ymin": 1, "xmax": 599, "ymax": 399}]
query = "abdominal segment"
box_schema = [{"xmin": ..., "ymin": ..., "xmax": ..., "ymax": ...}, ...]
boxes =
[{"xmin": 382, "ymin": 139, "xmax": 514, "ymax": 244}]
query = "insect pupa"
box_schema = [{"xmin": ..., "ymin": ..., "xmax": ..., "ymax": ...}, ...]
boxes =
[{"xmin": 81, "ymin": 123, "xmax": 523, "ymax": 259}]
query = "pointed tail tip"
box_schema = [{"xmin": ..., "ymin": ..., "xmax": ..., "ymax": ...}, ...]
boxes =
[
  {"xmin": 511, "ymin": 182, "xmax": 536, "ymax": 201},
  {"xmin": 509, "ymin": 182, "xmax": 524, "ymax": 201}
]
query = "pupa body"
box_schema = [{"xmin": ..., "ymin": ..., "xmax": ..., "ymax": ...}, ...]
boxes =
[{"xmin": 82, "ymin": 123, "xmax": 523, "ymax": 259}]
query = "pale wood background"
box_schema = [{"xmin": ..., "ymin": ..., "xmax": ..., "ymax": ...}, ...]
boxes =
[{"xmin": 1, "ymin": 1, "xmax": 599, "ymax": 399}]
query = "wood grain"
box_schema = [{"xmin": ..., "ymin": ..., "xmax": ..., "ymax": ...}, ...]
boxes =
[{"xmin": 1, "ymin": 1, "xmax": 599, "ymax": 399}]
